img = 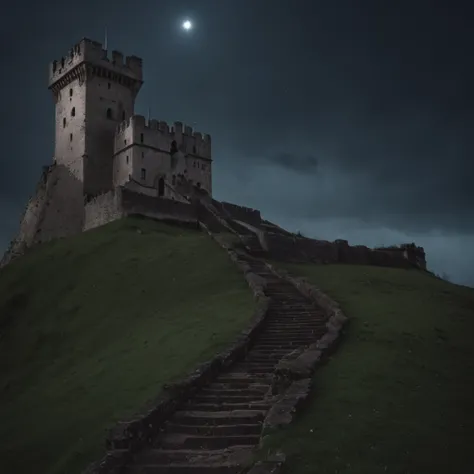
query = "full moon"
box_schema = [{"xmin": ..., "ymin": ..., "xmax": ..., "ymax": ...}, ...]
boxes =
[{"xmin": 182, "ymin": 20, "xmax": 192, "ymax": 31}]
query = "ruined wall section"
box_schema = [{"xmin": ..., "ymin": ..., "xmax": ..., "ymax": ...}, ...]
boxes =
[{"xmin": 1, "ymin": 164, "xmax": 84, "ymax": 267}]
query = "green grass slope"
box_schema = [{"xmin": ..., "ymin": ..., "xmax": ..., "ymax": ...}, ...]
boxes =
[
  {"xmin": 0, "ymin": 218, "xmax": 255, "ymax": 474},
  {"xmin": 264, "ymin": 264, "xmax": 474, "ymax": 474}
]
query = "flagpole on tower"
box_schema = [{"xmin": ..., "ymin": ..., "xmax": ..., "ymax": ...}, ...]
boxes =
[{"xmin": 104, "ymin": 27, "xmax": 108, "ymax": 51}]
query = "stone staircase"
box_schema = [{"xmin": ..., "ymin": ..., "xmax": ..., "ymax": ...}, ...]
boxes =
[{"xmin": 123, "ymin": 255, "xmax": 328, "ymax": 473}]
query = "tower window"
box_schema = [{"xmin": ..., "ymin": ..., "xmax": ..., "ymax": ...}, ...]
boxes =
[
  {"xmin": 124, "ymin": 139, "xmax": 127, "ymax": 145},
  {"xmin": 69, "ymin": 133, "xmax": 73, "ymax": 142},
  {"xmin": 71, "ymin": 107, "xmax": 75, "ymax": 117},
  {"xmin": 193, "ymin": 145, "xmax": 196, "ymax": 154},
  {"xmin": 106, "ymin": 108, "xmax": 113, "ymax": 119},
  {"xmin": 69, "ymin": 88, "xmax": 73, "ymax": 97},
  {"xmin": 122, "ymin": 111, "xmax": 125, "ymax": 120},
  {"xmin": 108, "ymin": 82, "xmax": 111, "ymax": 89},
  {"xmin": 63, "ymin": 118, "xmax": 66, "ymax": 128},
  {"xmin": 140, "ymin": 133, "xmax": 144, "ymax": 143},
  {"xmin": 126, "ymin": 156, "xmax": 129, "ymax": 164},
  {"xmin": 141, "ymin": 168, "xmax": 146, "ymax": 180}
]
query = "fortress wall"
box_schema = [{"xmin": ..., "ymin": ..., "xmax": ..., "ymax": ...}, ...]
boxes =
[
  {"xmin": 263, "ymin": 232, "xmax": 425, "ymax": 270},
  {"xmin": 220, "ymin": 202, "xmax": 262, "ymax": 226},
  {"xmin": 84, "ymin": 190, "xmax": 123, "ymax": 231},
  {"xmin": 120, "ymin": 188, "xmax": 198, "ymax": 224},
  {"xmin": 1, "ymin": 164, "xmax": 85, "ymax": 267},
  {"xmin": 38, "ymin": 164, "xmax": 85, "ymax": 241}
]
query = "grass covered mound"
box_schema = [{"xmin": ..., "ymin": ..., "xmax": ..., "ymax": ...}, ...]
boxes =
[
  {"xmin": 264, "ymin": 264, "xmax": 474, "ymax": 474},
  {"xmin": 0, "ymin": 218, "xmax": 255, "ymax": 474}
]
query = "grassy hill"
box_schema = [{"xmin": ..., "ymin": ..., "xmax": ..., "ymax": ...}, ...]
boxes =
[
  {"xmin": 263, "ymin": 263, "xmax": 474, "ymax": 474},
  {"xmin": 0, "ymin": 217, "xmax": 255, "ymax": 474}
]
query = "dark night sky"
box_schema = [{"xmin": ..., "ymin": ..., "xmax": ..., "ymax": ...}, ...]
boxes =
[{"xmin": 1, "ymin": 1, "xmax": 473, "ymax": 285}]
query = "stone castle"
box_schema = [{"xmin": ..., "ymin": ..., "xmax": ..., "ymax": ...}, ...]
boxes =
[
  {"xmin": 2, "ymin": 38, "xmax": 216, "ymax": 265},
  {"xmin": 1, "ymin": 38, "xmax": 427, "ymax": 272}
]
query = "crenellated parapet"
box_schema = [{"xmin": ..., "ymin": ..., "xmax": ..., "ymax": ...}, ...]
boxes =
[
  {"xmin": 114, "ymin": 115, "xmax": 211, "ymax": 160},
  {"xmin": 48, "ymin": 38, "xmax": 143, "ymax": 96}
]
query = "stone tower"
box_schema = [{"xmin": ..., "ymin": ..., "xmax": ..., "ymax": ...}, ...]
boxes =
[{"xmin": 48, "ymin": 38, "xmax": 143, "ymax": 197}]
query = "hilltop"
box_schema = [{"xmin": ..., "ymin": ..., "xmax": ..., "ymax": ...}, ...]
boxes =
[{"xmin": 0, "ymin": 217, "xmax": 255, "ymax": 474}]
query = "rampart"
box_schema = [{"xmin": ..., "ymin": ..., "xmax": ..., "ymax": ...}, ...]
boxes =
[
  {"xmin": 220, "ymin": 202, "xmax": 262, "ymax": 226},
  {"xmin": 83, "ymin": 187, "xmax": 199, "ymax": 232},
  {"xmin": 262, "ymin": 232, "xmax": 425, "ymax": 270},
  {"xmin": 120, "ymin": 188, "xmax": 198, "ymax": 224}
]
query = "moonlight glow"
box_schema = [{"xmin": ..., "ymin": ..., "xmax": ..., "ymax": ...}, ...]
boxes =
[{"xmin": 182, "ymin": 20, "xmax": 192, "ymax": 31}]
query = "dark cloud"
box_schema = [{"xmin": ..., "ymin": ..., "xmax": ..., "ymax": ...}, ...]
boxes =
[
  {"xmin": 265, "ymin": 153, "xmax": 319, "ymax": 173},
  {"xmin": 1, "ymin": 0, "xmax": 473, "ymax": 286}
]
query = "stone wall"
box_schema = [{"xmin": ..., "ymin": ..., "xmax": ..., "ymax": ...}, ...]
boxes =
[
  {"xmin": 263, "ymin": 233, "xmax": 426, "ymax": 270},
  {"xmin": 84, "ymin": 190, "xmax": 123, "ymax": 231},
  {"xmin": 220, "ymin": 202, "xmax": 262, "ymax": 226},
  {"xmin": 120, "ymin": 188, "xmax": 198, "ymax": 224}
]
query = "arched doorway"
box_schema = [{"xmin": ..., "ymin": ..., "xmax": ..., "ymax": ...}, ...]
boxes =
[{"xmin": 158, "ymin": 177, "xmax": 165, "ymax": 197}]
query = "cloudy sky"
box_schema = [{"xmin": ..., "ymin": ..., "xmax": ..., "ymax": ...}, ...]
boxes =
[{"xmin": 1, "ymin": 1, "xmax": 473, "ymax": 286}]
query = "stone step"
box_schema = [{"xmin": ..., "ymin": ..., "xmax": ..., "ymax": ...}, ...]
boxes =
[
  {"xmin": 250, "ymin": 342, "xmax": 308, "ymax": 350},
  {"xmin": 128, "ymin": 462, "xmax": 243, "ymax": 473},
  {"xmin": 207, "ymin": 381, "xmax": 271, "ymax": 391},
  {"xmin": 132, "ymin": 448, "xmax": 234, "ymax": 464},
  {"xmin": 264, "ymin": 327, "xmax": 325, "ymax": 334},
  {"xmin": 202, "ymin": 387, "xmax": 269, "ymax": 397},
  {"xmin": 160, "ymin": 433, "xmax": 261, "ymax": 450},
  {"xmin": 171, "ymin": 410, "xmax": 266, "ymax": 426},
  {"xmin": 244, "ymin": 355, "xmax": 285, "ymax": 363},
  {"xmin": 234, "ymin": 361, "xmax": 277, "ymax": 369},
  {"xmin": 194, "ymin": 394, "xmax": 266, "ymax": 404},
  {"xmin": 184, "ymin": 402, "xmax": 271, "ymax": 412},
  {"xmin": 215, "ymin": 373, "xmax": 272, "ymax": 384},
  {"xmin": 165, "ymin": 422, "xmax": 262, "ymax": 437},
  {"xmin": 257, "ymin": 336, "xmax": 318, "ymax": 344}
]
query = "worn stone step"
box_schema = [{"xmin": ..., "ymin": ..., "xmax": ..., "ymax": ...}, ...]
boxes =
[
  {"xmin": 202, "ymin": 387, "xmax": 269, "ymax": 397},
  {"xmin": 216, "ymin": 373, "xmax": 272, "ymax": 384},
  {"xmin": 165, "ymin": 422, "xmax": 262, "ymax": 437},
  {"xmin": 244, "ymin": 355, "xmax": 285, "ymax": 363},
  {"xmin": 194, "ymin": 394, "xmax": 266, "ymax": 404},
  {"xmin": 185, "ymin": 401, "xmax": 271, "ymax": 412},
  {"xmin": 207, "ymin": 381, "xmax": 271, "ymax": 391},
  {"xmin": 171, "ymin": 410, "xmax": 266, "ymax": 426},
  {"xmin": 128, "ymin": 462, "xmax": 242, "ymax": 473},
  {"xmin": 234, "ymin": 362, "xmax": 276, "ymax": 369},
  {"xmin": 161, "ymin": 433, "xmax": 261, "ymax": 450},
  {"xmin": 132, "ymin": 448, "xmax": 230, "ymax": 464},
  {"xmin": 250, "ymin": 342, "xmax": 308, "ymax": 350},
  {"xmin": 257, "ymin": 336, "xmax": 318, "ymax": 344},
  {"xmin": 264, "ymin": 328, "xmax": 324, "ymax": 334}
]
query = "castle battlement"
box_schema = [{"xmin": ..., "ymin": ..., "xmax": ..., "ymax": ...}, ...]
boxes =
[
  {"xmin": 114, "ymin": 115, "xmax": 211, "ymax": 160},
  {"xmin": 49, "ymin": 38, "xmax": 143, "ymax": 90}
]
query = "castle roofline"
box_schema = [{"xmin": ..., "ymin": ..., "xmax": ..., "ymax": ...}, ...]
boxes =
[{"xmin": 48, "ymin": 38, "xmax": 143, "ymax": 91}]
